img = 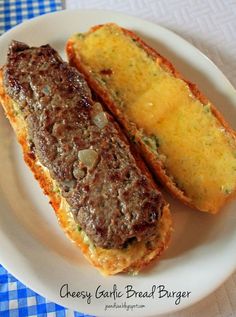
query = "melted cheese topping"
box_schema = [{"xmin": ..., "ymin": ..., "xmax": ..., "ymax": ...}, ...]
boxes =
[
  {"xmin": 73, "ymin": 24, "xmax": 236, "ymax": 212},
  {"xmin": 58, "ymin": 197, "xmax": 171, "ymax": 275}
]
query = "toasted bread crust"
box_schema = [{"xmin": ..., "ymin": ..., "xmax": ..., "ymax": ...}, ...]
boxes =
[
  {"xmin": 0, "ymin": 68, "xmax": 172, "ymax": 275},
  {"xmin": 66, "ymin": 23, "xmax": 236, "ymax": 213}
]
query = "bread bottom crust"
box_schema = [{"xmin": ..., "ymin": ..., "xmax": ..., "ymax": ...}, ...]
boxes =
[{"xmin": 0, "ymin": 70, "xmax": 172, "ymax": 275}]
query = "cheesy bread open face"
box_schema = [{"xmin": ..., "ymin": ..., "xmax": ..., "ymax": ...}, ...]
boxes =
[
  {"xmin": 67, "ymin": 23, "xmax": 236, "ymax": 213},
  {"xmin": 0, "ymin": 41, "xmax": 172, "ymax": 275}
]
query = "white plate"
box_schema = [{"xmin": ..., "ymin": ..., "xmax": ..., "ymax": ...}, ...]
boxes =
[{"xmin": 0, "ymin": 9, "xmax": 236, "ymax": 317}]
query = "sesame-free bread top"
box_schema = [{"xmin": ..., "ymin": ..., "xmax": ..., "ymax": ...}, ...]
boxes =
[{"xmin": 67, "ymin": 23, "xmax": 236, "ymax": 213}]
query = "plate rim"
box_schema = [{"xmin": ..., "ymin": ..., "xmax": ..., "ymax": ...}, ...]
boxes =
[{"xmin": 0, "ymin": 8, "xmax": 235, "ymax": 317}]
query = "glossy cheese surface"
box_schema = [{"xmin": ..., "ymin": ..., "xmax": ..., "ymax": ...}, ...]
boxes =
[{"xmin": 73, "ymin": 24, "xmax": 236, "ymax": 212}]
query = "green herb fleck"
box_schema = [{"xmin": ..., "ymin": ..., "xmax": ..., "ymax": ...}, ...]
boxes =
[
  {"xmin": 77, "ymin": 224, "xmax": 82, "ymax": 232},
  {"xmin": 221, "ymin": 186, "xmax": 232, "ymax": 195},
  {"xmin": 97, "ymin": 77, "xmax": 107, "ymax": 86},
  {"xmin": 76, "ymin": 33, "xmax": 84, "ymax": 38},
  {"xmin": 54, "ymin": 187, "xmax": 60, "ymax": 194},
  {"xmin": 142, "ymin": 134, "xmax": 160, "ymax": 152},
  {"xmin": 203, "ymin": 104, "xmax": 211, "ymax": 113}
]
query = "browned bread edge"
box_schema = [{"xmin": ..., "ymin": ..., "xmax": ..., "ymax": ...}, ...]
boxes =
[
  {"xmin": 66, "ymin": 23, "xmax": 236, "ymax": 213},
  {"xmin": 0, "ymin": 68, "xmax": 172, "ymax": 275}
]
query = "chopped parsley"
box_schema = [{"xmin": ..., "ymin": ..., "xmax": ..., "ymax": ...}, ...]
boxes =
[
  {"xmin": 142, "ymin": 134, "xmax": 160, "ymax": 152},
  {"xmin": 203, "ymin": 104, "xmax": 211, "ymax": 113},
  {"xmin": 221, "ymin": 185, "xmax": 232, "ymax": 195},
  {"xmin": 76, "ymin": 33, "xmax": 84, "ymax": 38}
]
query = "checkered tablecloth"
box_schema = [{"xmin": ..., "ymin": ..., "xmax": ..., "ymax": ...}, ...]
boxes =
[
  {"xmin": 0, "ymin": 3, "xmax": 93, "ymax": 317},
  {"xmin": 0, "ymin": 0, "xmax": 62, "ymax": 34},
  {"xmin": 0, "ymin": 264, "xmax": 94, "ymax": 317},
  {"xmin": 0, "ymin": 264, "xmax": 66, "ymax": 317}
]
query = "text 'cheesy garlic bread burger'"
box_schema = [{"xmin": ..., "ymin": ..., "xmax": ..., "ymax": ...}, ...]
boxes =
[
  {"xmin": 67, "ymin": 23, "xmax": 236, "ymax": 214},
  {"xmin": 0, "ymin": 41, "xmax": 172, "ymax": 275}
]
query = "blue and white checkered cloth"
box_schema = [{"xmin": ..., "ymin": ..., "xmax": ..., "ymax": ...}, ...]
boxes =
[
  {"xmin": 0, "ymin": 264, "xmax": 66, "ymax": 317},
  {"xmin": 0, "ymin": 264, "xmax": 94, "ymax": 317},
  {"xmin": 0, "ymin": 0, "xmax": 62, "ymax": 35},
  {"xmin": 0, "ymin": 1, "xmax": 93, "ymax": 316}
]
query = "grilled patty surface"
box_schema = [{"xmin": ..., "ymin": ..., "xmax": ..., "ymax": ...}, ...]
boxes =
[{"xmin": 3, "ymin": 41, "xmax": 165, "ymax": 249}]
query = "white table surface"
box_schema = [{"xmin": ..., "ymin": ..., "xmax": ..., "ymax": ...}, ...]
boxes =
[{"xmin": 65, "ymin": 1, "xmax": 236, "ymax": 316}]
